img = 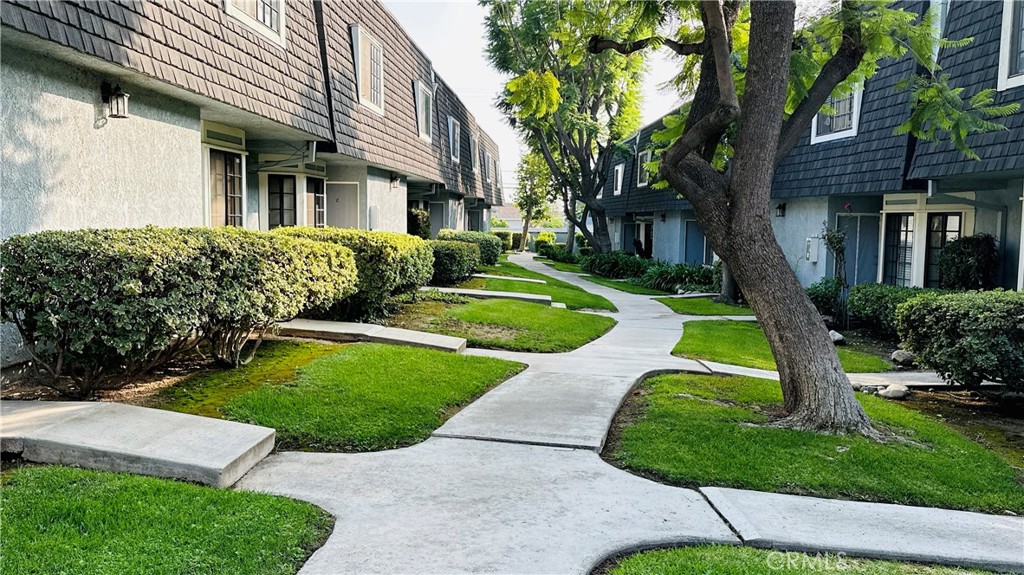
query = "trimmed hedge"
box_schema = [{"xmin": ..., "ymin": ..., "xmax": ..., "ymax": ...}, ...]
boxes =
[
  {"xmin": 897, "ymin": 290, "xmax": 1024, "ymax": 389},
  {"xmin": 806, "ymin": 277, "xmax": 843, "ymax": 318},
  {"xmin": 429, "ymin": 240, "xmax": 481, "ymax": 286},
  {"xmin": 538, "ymin": 242, "xmax": 578, "ymax": 264},
  {"xmin": 847, "ymin": 283, "xmax": 946, "ymax": 338},
  {"xmin": 939, "ymin": 233, "xmax": 999, "ymax": 290},
  {"xmin": 407, "ymin": 208, "xmax": 431, "ymax": 240},
  {"xmin": 579, "ymin": 251, "xmax": 652, "ymax": 279},
  {"xmin": 511, "ymin": 232, "xmax": 529, "ymax": 251},
  {"xmin": 0, "ymin": 227, "xmax": 357, "ymax": 396},
  {"xmin": 492, "ymin": 230, "xmax": 513, "ymax": 251},
  {"xmin": 274, "ymin": 227, "xmax": 433, "ymax": 319},
  {"xmin": 437, "ymin": 229, "xmax": 502, "ymax": 266}
]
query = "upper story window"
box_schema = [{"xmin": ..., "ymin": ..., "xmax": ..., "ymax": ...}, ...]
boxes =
[
  {"xmin": 637, "ymin": 150, "xmax": 652, "ymax": 187},
  {"xmin": 225, "ymin": 0, "xmax": 286, "ymax": 46},
  {"xmin": 448, "ymin": 117, "xmax": 461, "ymax": 162},
  {"xmin": 415, "ymin": 80, "xmax": 433, "ymax": 142},
  {"xmin": 811, "ymin": 90, "xmax": 862, "ymax": 143},
  {"xmin": 613, "ymin": 164, "xmax": 624, "ymax": 195},
  {"xmin": 998, "ymin": 0, "xmax": 1024, "ymax": 90},
  {"xmin": 483, "ymin": 151, "xmax": 492, "ymax": 182},
  {"xmin": 351, "ymin": 25, "xmax": 385, "ymax": 114},
  {"xmin": 470, "ymin": 134, "xmax": 480, "ymax": 172}
]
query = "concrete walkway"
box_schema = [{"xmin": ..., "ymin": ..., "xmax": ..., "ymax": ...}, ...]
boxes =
[
  {"xmin": 240, "ymin": 253, "xmax": 1024, "ymax": 574},
  {"xmin": 279, "ymin": 318, "xmax": 466, "ymax": 353}
]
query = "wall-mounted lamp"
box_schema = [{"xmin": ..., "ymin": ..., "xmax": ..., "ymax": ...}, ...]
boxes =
[
  {"xmin": 390, "ymin": 173, "xmax": 401, "ymax": 189},
  {"xmin": 775, "ymin": 203, "xmax": 787, "ymax": 218},
  {"xmin": 660, "ymin": 213, "xmax": 666, "ymax": 223},
  {"xmin": 101, "ymin": 82, "xmax": 130, "ymax": 119}
]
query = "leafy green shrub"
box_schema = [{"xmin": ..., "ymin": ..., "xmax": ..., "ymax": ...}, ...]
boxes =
[
  {"xmin": 203, "ymin": 228, "xmax": 357, "ymax": 366},
  {"xmin": 429, "ymin": 240, "xmax": 481, "ymax": 286},
  {"xmin": 806, "ymin": 277, "xmax": 843, "ymax": 317},
  {"xmin": 848, "ymin": 283, "xmax": 946, "ymax": 338},
  {"xmin": 575, "ymin": 231, "xmax": 590, "ymax": 249},
  {"xmin": 275, "ymin": 227, "xmax": 433, "ymax": 319},
  {"xmin": 897, "ymin": 290, "xmax": 1024, "ymax": 389},
  {"xmin": 939, "ymin": 233, "xmax": 999, "ymax": 290},
  {"xmin": 534, "ymin": 231, "xmax": 557, "ymax": 254},
  {"xmin": 407, "ymin": 208, "xmax": 431, "ymax": 240},
  {"xmin": 635, "ymin": 262, "xmax": 714, "ymax": 292},
  {"xmin": 511, "ymin": 232, "xmax": 529, "ymax": 251},
  {"xmin": 437, "ymin": 229, "xmax": 502, "ymax": 266},
  {"xmin": 579, "ymin": 251, "xmax": 652, "ymax": 279},
  {"xmin": 492, "ymin": 230, "xmax": 513, "ymax": 251},
  {"xmin": 538, "ymin": 242, "xmax": 578, "ymax": 264}
]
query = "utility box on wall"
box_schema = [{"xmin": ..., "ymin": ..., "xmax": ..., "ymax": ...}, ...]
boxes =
[{"xmin": 805, "ymin": 237, "xmax": 819, "ymax": 263}]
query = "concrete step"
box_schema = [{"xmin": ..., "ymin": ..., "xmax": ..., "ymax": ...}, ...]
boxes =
[
  {"xmin": 1, "ymin": 401, "xmax": 274, "ymax": 487},
  {"xmin": 472, "ymin": 273, "xmax": 547, "ymax": 284},
  {"xmin": 422, "ymin": 286, "xmax": 552, "ymax": 305},
  {"xmin": 278, "ymin": 319, "xmax": 466, "ymax": 353}
]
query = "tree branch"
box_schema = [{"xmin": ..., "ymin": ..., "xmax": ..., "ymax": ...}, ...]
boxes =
[{"xmin": 587, "ymin": 35, "xmax": 703, "ymax": 57}]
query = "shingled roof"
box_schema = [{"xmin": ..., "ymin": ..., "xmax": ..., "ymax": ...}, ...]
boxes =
[
  {"xmin": 908, "ymin": 0, "xmax": 1024, "ymax": 179},
  {"xmin": 601, "ymin": 113, "xmax": 692, "ymax": 219}
]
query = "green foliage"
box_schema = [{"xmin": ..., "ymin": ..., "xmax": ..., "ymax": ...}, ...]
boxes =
[
  {"xmin": 515, "ymin": 152, "xmax": 556, "ymax": 228},
  {"xmin": 897, "ymin": 290, "xmax": 1024, "ymax": 389},
  {"xmin": 848, "ymin": 283, "xmax": 946, "ymax": 338},
  {"xmin": 491, "ymin": 230, "xmax": 513, "ymax": 251},
  {"xmin": 806, "ymin": 276, "xmax": 843, "ymax": 318},
  {"xmin": 407, "ymin": 208, "xmax": 431, "ymax": 239},
  {"xmin": 511, "ymin": 231, "xmax": 529, "ymax": 251},
  {"xmin": 505, "ymin": 69, "xmax": 562, "ymax": 119},
  {"xmin": 437, "ymin": 229, "xmax": 503, "ymax": 266},
  {"xmin": 429, "ymin": 240, "xmax": 481, "ymax": 286},
  {"xmin": 579, "ymin": 250, "xmax": 651, "ymax": 279},
  {"xmin": 275, "ymin": 227, "xmax": 433, "ymax": 320},
  {"xmin": 1, "ymin": 465, "xmax": 333, "ymax": 575},
  {"xmin": 490, "ymin": 215, "xmax": 510, "ymax": 228},
  {"xmin": 538, "ymin": 242, "xmax": 578, "ymax": 264},
  {"xmin": 938, "ymin": 233, "xmax": 999, "ymax": 290},
  {"xmin": 635, "ymin": 262, "xmax": 715, "ymax": 292}
]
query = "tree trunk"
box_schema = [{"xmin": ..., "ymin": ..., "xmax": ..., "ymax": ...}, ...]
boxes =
[
  {"xmin": 520, "ymin": 216, "xmax": 532, "ymax": 251},
  {"xmin": 564, "ymin": 196, "xmax": 577, "ymax": 253},
  {"xmin": 715, "ymin": 262, "xmax": 739, "ymax": 304},
  {"xmin": 587, "ymin": 203, "xmax": 612, "ymax": 253}
]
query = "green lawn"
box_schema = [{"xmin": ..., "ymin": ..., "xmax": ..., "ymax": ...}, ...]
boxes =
[
  {"xmin": 583, "ymin": 275, "xmax": 670, "ymax": 295},
  {"xmin": 156, "ymin": 341, "xmax": 522, "ymax": 451},
  {"xmin": 609, "ymin": 546, "xmax": 993, "ymax": 575},
  {"xmin": 607, "ymin": 373, "xmax": 1024, "ymax": 514},
  {"xmin": 468, "ymin": 258, "xmax": 616, "ymax": 311},
  {"xmin": 536, "ymin": 258, "xmax": 584, "ymax": 273},
  {"xmin": 673, "ymin": 320, "xmax": 890, "ymax": 373},
  {"xmin": 391, "ymin": 298, "xmax": 616, "ymax": 353},
  {"xmin": 656, "ymin": 296, "xmax": 753, "ymax": 315},
  {"xmin": 1, "ymin": 465, "xmax": 332, "ymax": 575}
]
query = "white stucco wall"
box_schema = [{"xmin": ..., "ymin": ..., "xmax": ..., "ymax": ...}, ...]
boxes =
[
  {"xmin": 652, "ymin": 211, "xmax": 684, "ymax": 262},
  {"xmin": 367, "ymin": 168, "xmax": 407, "ymax": 232},
  {"xmin": 771, "ymin": 196, "xmax": 830, "ymax": 287}
]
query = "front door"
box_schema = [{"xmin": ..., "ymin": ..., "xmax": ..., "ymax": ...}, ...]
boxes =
[
  {"xmin": 837, "ymin": 214, "xmax": 880, "ymax": 286},
  {"xmin": 924, "ymin": 212, "xmax": 962, "ymax": 287},
  {"xmin": 684, "ymin": 220, "xmax": 707, "ymax": 266}
]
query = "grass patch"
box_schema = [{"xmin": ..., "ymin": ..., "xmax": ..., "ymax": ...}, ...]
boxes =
[
  {"xmin": 607, "ymin": 373, "xmax": 1024, "ymax": 514},
  {"xmin": 673, "ymin": 320, "xmax": 889, "ymax": 373},
  {"xmin": 469, "ymin": 258, "xmax": 616, "ymax": 311},
  {"xmin": 608, "ymin": 545, "xmax": 993, "ymax": 574},
  {"xmin": 537, "ymin": 258, "xmax": 584, "ymax": 273},
  {"xmin": 583, "ymin": 275, "xmax": 670, "ymax": 295},
  {"xmin": 156, "ymin": 342, "xmax": 523, "ymax": 451},
  {"xmin": 391, "ymin": 298, "xmax": 616, "ymax": 353},
  {"xmin": 1, "ymin": 465, "xmax": 332, "ymax": 575},
  {"xmin": 656, "ymin": 296, "xmax": 753, "ymax": 315}
]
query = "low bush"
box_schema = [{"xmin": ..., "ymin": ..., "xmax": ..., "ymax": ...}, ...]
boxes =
[
  {"xmin": 538, "ymin": 242, "xmax": 578, "ymax": 264},
  {"xmin": 492, "ymin": 230, "xmax": 513, "ymax": 251},
  {"xmin": 437, "ymin": 229, "xmax": 502, "ymax": 266},
  {"xmin": 579, "ymin": 251, "xmax": 652, "ymax": 279},
  {"xmin": 939, "ymin": 233, "xmax": 999, "ymax": 290},
  {"xmin": 429, "ymin": 240, "xmax": 481, "ymax": 286},
  {"xmin": 898, "ymin": 290, "xmax": 1024, "ymax": 389},
  {"xmin": 407, "ymin": 208, "xmax": 431, "ymax": 240},
  {"xmin": 533, "ymin": 231, "xmax": 557, "ymax": 254},
  {"xmin": 806, "ymin": 276, "xmax": 843, "ymax": 318},
  {"xmin": 635, "ymin": 262, "xmax": 715, "ymax": 292},
  {"xmin": 511, "ymin": 231, "xmax": 529, "ymax": 251},
  {"xmin": 575, "ymin": 231, "xmax": 590, "ymax": 249},
  {"xmin": 847, "ymin": 283, "xmax": 946, "ymax": 338},
  {"xmin": 275, "ymin": 227, "xmax": 433, "ymax": 320}
]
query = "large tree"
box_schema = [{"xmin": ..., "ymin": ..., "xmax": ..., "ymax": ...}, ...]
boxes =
[
  {"xmin": 515, "ymin": 151, "xmax": 557, "ymax": 251},
  {"xmin": 482, "ymin": 0, "xmax": 650, "ymax": 252}
]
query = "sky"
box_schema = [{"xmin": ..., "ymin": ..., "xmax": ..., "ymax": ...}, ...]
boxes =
[{"xmin": 383, "ymin": 0, "xmax": 687, "ymax": 200}]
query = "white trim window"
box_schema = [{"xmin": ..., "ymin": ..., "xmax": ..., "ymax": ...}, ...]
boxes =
[
  {"xmin": 811, "ymin": 91, "xmax": 862, "ymax": 143},
  {"xmin": 448, "ymin": 117, "xmax": 461, "ymax": 162},
  {"xmin": 225, "ymin": 0, "xmax": 287, "ymax": 46},
  {"xmin": 470, "ymin": 134, "xmax": 480, "ymax": 172},
  {"xmin": 351, "ymin": 25, "xmax": 385, "ymax": 114},
  {"xmin": 637, "ymin": 150, "xmax": 652, "ymax": 187},
  {"xmin": 415, "ymin": 80, "xmax": 433, "ymax": 142},
  {"xmin": 998, "ymin": 0, "xmax": 1024, "ymax": 91},
  {"xmin": 613, "ymin": 163, "xmax": 624, "ymax": 195}
]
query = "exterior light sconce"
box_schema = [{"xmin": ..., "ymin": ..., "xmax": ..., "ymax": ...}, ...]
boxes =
[
  {"xmin": 775, "ymin": 203, "xmax": 787, "ymax": 218},
  {"xmin": 101, "ymin": 82, "xmax": 130, "ymax": 119},
  {"xmin": 660, "ymin": 213, "xmax": 666, "ymax": 222}
]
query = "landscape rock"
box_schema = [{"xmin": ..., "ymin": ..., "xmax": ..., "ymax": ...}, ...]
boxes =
[
  {"xmin": 878, "ymin": 384, "xmax": 910, "ymax": 400},
  {"xmin": 829, "ymin": 330, "xmax": 846, "ymax": 345},
  {"xmin": 891, "ymin": 349, "xmax": 916, "ymax": 367}
]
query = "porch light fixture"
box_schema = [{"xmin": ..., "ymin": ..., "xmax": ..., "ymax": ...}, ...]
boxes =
[
  {"xmin": 101, "ymin": 82, "xmax": 130, "ymax": 119},
  {"xmin": 775, "ymin": 203, "xmax": 787, "ymax": 218},
  {"xmin": 660, "ymin": 213, "xmax": 666, "ymax": 222}
]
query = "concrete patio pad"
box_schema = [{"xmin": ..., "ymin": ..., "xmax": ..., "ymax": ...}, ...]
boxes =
[
  {"xmin": 239, "ymin": 438, "xmax": 738, "ymax": 575},
  {"xmin": 702, "ymin": 487, "xmax": 1024, "ymax": 573},
  {"xmin": 1, "ymin": 401, "xmax": 274, "ymax": 487},
  {"xmin": 278, "ymin": 318, "xmax": 466, "ymax": 353}
]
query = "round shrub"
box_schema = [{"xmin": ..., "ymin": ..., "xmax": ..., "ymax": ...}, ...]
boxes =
[
  {"xmin": 407, "ymin": 208, "xmax": 431, "ymax": 240},
  {"xmin": 274, "ymin": 227, "xmax": 433, "ymax": 320},
  {"xmin": 848, "ymin": 283, "xmax": 946, "ymax": 338},
  {"xmin": 805, "ymin": 277, "xmax": 843, "ymax": 318},
  {"xmin": 938, "ymin": 233, "xmax": 999, "ymax": 290},
  {"xmin": 492, "ymin": 230, "xmax": 513, "ymax": 251},
  {"xmin": 897, "ymin": 290, "xmax": 1024, "ymax": 389},
  {"xmin": 511, "ymin": 232, "xmax": 529, "ymax": 251},
  {"xmin": 429, "ymin": 240, "xmax": 481, "ymax": 286},
  {"xmin": 436, "ymin": 229, "xmax": 502, "ymax": 266}
]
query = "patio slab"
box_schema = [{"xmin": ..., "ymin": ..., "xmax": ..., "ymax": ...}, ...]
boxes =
[{"xmin": 278, "ymin": 319, "xmax": 466, "ymax": 353}]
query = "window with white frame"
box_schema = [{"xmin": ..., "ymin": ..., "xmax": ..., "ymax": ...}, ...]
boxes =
[
  {"xmin": 225, "ymin": 0, "xmax": 286, "ymax": 46},
  {"xmin": 998, "ymin": 0, "xmax": 1024, "ymax": 90},
  {"xmin": 470, "ymin": 134, "xmax": 480, "ymax": 172},
  {"xmin": 351, "ymin": 25, "xmax": 385, "ymax": 114},
  {"xmin": 415, "ymin": 80, "xmax": 433, "ymax": 141},
  {"xmin": 811, "ymin": 90, "xmax": 862, "ymax": 143},
  {"xmin": 613, "ymin": 164, "xmax": 624, "ymax": 195},
  {"xmin": 637, "ymin": 150, "xmax": 652, "ymax": 187},
  {"xmin": 209, "ymin": 149, "xmax": 244, "ymax": 227},
  {"xmin": 306, "ymin": 177, "xmax": 326, "ymax": 228},
  {"xmin": 448, "ymin": 117, "xmax": 461, "ymax": 162},
  {"xmin": 483, "ymin": 151, "xmax": 492, "ymax": 181},
  {"xmin": 493, "ymin": 158, "xmax": 500, "ymax": 185}
]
